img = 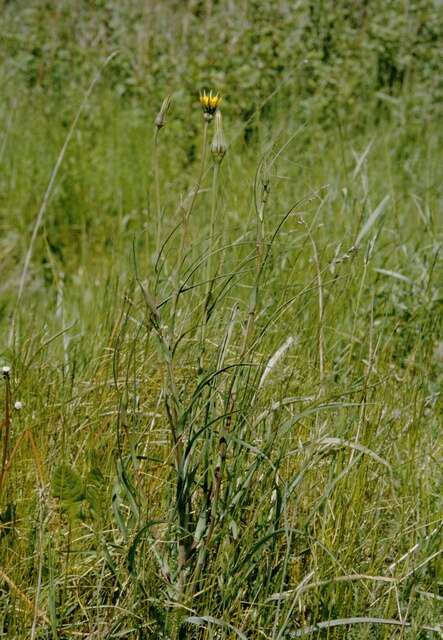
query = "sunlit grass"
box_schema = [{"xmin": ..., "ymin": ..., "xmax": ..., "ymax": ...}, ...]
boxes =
[{"xmin": 1, "ymin": 49, "xmax": 442, "ymax": 640}]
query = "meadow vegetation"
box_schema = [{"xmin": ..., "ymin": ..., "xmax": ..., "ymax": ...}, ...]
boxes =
[{"xmin": 1, "ymin": 1, "xmax": 442, "ymax": 638}]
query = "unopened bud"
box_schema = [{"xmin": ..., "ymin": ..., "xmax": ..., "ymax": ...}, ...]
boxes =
[
  {"xmin": 155, "ymin": 95, "xmax": 172, "ymax": 129},
  {"xmin": 211, "ymin": 110, "xmax": 227, "ymax": 162}
]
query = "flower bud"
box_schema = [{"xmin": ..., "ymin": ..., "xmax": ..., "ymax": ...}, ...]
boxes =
[
  {"xmin": 211, "ymin": 110, "xmax": 227, "ymax": 162},
  {"xmin": 154, "ymin": 95, "xmax": 172, "ymax": 129}
]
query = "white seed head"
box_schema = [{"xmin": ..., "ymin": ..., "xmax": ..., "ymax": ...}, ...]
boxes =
[
  {"xmin": 14, "ymin": 401, "xmax": 23, "ymax": 411},
  {"xmin": 2, "ymin": 366, "xmax": 11, "ymax": 375}
]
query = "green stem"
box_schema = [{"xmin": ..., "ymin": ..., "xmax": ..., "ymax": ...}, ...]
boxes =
[
  {"xmin": 170, "ymin": 120, "xmax": 210, "ymax": 612},
  {"xmin": 198, "ymin": 161, "xmax": 220, "ymax": 372},
  {"xmin": 0, "ymin": 372, "xmax": 11, "ymax": 494},
  {"xmin": 172, "ymin": 120, "xmax": 209, "ymax": 340},
  {"xmin": 207, "ymin": 161, "xmax": 219, "ymax": 287},
  {"xmin": 153, "ymin": 127, "xmax": 162, "ymax": 259},
  {"xmin": 241, "ymin": 178, "xmax": 269, "ymax": 357},
  {"xmin": 184, "ymin": 120, "xmax": 209, "ymax": 238}
]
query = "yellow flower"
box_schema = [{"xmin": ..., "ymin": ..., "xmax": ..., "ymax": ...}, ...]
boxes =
[{"xmin": 199, "ymin": 90, "xmax": 222, "ymax": 121}]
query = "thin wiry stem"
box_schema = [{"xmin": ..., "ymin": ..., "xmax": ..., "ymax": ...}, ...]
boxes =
[
  {"xmin": 186, "ymin": 120, "xmax": 209, "ymax": 228},
  {"xmin": 208, "ymin": 161, "xmax": 220, "ymax": 283},
  {"xmin": 0, "ymin": 371, "xmax": 11, "ymax": 494},
  {"xmin": 30, "ymin": 488, "xmax": 47, "ymax": 640},
  {"xmin": 153, "ymin": 127, "xmax": 162, "ymax": 258},
  {"xmin": 307, "ymin": 226, "xmax": 325, "ymax": 391},
  {"xmin": 167, "ymin": 118, "xmax": 210, "ymax": 618},
  {"xmin": 172, "ymin": 119, "xmax": 209, "ymax": 339},
  {"xmin": 198, "ymin": 160, "xmax": 220, "ymax": 372},
  {"xmin": 9, "ymin": 51, "xmax": 118, "ymax": 347},
  {"xmin": 241, "ymin": 162, "xmax": 270, "ymax": 356}
]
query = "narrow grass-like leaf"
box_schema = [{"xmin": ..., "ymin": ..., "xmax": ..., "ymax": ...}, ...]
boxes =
[
  {"xmin": 354, "ymin": 194, "xmax": 390, "ymax": 248},
  {"xmin": 292, "ymin": 617, "xmax": 442, "ymax": 637},
  {"xmin": 185, "ymin": 615, "xmax": 248, "ymax": 640}
]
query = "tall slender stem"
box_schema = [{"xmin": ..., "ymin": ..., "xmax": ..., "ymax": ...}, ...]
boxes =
[
  {"xmin": 172, "ymin": 120, "xmax": 209, "ymax": 339},
  {"xmin": 208, "ymin": 161, "xmax": 219, "ymax": 283},
  {"xmin": 0, "ymin": 370, "xmax": 11, "ymax": 494},
  {"xmin": 307, "ymin": 226, "xmax": 325, "ymax": 393},
  {"xmin": 153, "ymin": 127, "xmax": 162, "ymax": 258},
  {"xmin": 186, "ymin": 120, "xmax": 208, "ymax": 230},
  {"xmin": 170, "ymin": 119, "xmax": 210, "ymax": 616},
  {"xmin": 241, "ymin": 174, "xmax": 270, "ymax": 357},
  {"xmin": 198, "ymin": 161, "xmax": 220, "ymax": 373}
]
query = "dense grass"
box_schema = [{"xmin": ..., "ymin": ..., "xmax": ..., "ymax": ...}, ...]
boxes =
[{"xmin": 1, "ymin": 3, "xmax": 443, "ymax": 639}]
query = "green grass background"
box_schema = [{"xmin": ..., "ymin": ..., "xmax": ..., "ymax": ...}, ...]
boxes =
[{"xmin": 0, "ymin": 1, "xmax": 442, "ymax": 638}]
